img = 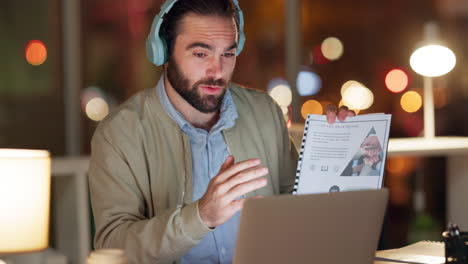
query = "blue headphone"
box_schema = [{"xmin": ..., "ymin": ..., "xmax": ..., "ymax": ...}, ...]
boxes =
[{"xmin": 146, "ymin": 0, "xmax": 246, "ymax": 66}]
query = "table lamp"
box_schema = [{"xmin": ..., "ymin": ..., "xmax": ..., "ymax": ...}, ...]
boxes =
[
  {"xmin": 409, "ymin": 22, "xmax": 456, "ymax": 139},
  {"xmin": 0, "ymin": 149, "xmax": 51, "ymax": 258}
]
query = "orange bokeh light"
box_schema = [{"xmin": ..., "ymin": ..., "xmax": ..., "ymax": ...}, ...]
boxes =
[
  {"xmin": 385, "ymin": 69, "xmax": 408, "ymax": 93},
  {"xmin": 401, "ymin": 91, "xmax": 422, "ymax": 113},
  {"xmin": 25, "ymin": 40, "xmax": 47, "ymax": 66},
  {"xmin": 301, "ymin": 100, "xmax": 323, "ymax": 119}
]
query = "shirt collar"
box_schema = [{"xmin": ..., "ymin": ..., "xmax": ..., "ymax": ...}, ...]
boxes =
[{"xmin": 156, "ymin": 76, "xmax": 238, "ymax": 134}]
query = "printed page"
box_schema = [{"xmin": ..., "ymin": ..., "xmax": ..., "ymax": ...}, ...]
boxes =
[
  {"xmin": 295, "ymin": 113, "xmax": 391, "ymax": 194},
  {"xmin": 375, "ymin": 241, "xmax": 445, "ymax": 264}
]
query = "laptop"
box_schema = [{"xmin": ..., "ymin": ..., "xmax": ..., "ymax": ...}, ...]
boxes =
[{"xmin": 233, "ymin": 189, "xmax": 388, "ymax": 264}]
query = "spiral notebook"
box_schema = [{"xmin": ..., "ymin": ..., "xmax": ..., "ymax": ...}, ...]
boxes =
[{"xmin": 293, "ymin": 113, "xmax": 391, "ymax": 195}]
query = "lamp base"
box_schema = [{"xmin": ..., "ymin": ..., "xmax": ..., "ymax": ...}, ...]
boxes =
[{"xmin": 0, "ymin": 249, "xmax": 67, "ymax": 264}]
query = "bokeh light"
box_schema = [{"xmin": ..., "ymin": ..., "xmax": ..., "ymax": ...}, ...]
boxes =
[
  {"xmin": 339, "ymin": 100, "xmax": 360, "ymax": 115},
  {"xmin": 385, "ymin": 69, "xmax": 409, "ymax": 93},
  {"xmin": 269, "ymin": 84, "xmax": 292, "ymax": 107},
  {"xmin": 340, "ymin": 80, "xmax": 362, "ymax": 95},
  {"xmin": 400, "ymin": 91, "xmax": 422, "ymax": 113},
  {"xmin": 434, "ymin": 88, "xmax": 448, "ymax": 109},
  {"xmin": 86, "ymin": 97, "xmax": 109, "ymax": 121},
  {"xmin": 267, "ymin": 78, "xmax": 289, "ymax": 93},
  {"xmin": 301, "ymin": 100, "xmax": 323, "ymax": 119},
  {"xmin": 296, "ymin": 70, "xmax": 321, "ymax": 96},
  {"xmin": 386, "ymin": 157, "xmax": 410, "ymax": 174},
  {"xmin": 25, "ymin": 40, "xmax": 47, "ymax": 66},
  {"xmin": 341, "ymin": 82, "xmax": 374, "ymax": 110},
  {"xmin": 321, "ymin": 37, "xmax": 344, "ymax": 61},
  {"xmin": 281, "ymin": 106, "xmax": 289, "ymax": 122},
  {"xmin": 410, "ymin": 44, "xmax": 456, "ymax": 77},
  {"xmin": 81, "ymin": 86, "xmax": 103, "ymax": 111},
  {"xmin": 281, "ymin": 106, "xmax": 288, "ymax": 115}
]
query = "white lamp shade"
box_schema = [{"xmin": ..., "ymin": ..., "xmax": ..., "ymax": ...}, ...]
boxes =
[
  {"xmin": 0, "ymin": 149, "xmax": 51, "ymax": 254},
  {"xmin": 410, "ymin": 44, "xmax": 456, "ymax": 77}
]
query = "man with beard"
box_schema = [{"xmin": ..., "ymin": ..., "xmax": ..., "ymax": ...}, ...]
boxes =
[{"xmin": 88, "ymin": 0, "xmax": 353, "ymax": 263}]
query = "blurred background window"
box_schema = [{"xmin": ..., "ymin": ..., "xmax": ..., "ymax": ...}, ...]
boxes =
[{"xmin": 0, "ymin": 0, "xmax": 64, "ymax": 155}]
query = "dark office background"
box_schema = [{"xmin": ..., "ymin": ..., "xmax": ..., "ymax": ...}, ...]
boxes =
[{"xmin": 2, "ymin": 0, "xmax": 468, "ymax": 249}]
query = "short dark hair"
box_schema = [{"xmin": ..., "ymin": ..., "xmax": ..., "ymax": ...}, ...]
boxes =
[{"xmin": 159, "ymin": 0, "xmax": 239, "ymax": 60}]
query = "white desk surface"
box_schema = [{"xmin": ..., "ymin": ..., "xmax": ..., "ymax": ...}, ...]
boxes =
[{"xmin": 388, "ymin": 136, "xmax": 468, "ymax": 157}]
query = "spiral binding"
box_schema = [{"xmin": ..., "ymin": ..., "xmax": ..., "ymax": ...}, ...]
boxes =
[{"xmin": 292, "ymin": 114, "xmax": 311, "ymax": 194}]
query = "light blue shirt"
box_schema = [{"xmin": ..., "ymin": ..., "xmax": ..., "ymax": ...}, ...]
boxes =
[{"xmin": 157, "ymin": 77, "xmax": 240, "ymax": 264}]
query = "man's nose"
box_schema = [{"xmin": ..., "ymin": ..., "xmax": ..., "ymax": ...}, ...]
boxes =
[{"xmin": 206, "ymin": 57, "xmax": 223, "ymax": 79}]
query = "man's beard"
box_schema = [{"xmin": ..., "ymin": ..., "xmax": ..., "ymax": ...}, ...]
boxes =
[{"xmin": 167, "ymin": 57, "xmax": 228, "ymax": 113}]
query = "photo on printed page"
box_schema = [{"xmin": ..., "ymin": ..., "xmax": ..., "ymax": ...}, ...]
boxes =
[{"xmin": 340, "ymin": 127, "xmax": 383, "ymax": 177}]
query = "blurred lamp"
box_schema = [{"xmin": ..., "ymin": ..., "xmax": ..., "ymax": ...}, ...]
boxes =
[
  {"xmin": 410, "ymin": 45, "xmax": 456, "ymax": 77},
  {"xmin": 409, "ymin": 22, "xmax": 456, "ymax": 138},
  {"xmin": 0, "ymin": 149, "xmax": 51, "ymax": 255}
]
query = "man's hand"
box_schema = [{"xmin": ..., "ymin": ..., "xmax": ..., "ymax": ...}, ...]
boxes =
[
  {"xmin": 325, "ymin": 105, "xmax": 356, "ymax": 124},
  {"xmin": 198, "ymin": 156, "xmax": 268, "ymax": 228}
]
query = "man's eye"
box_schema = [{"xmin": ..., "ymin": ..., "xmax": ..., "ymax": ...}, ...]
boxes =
[
  {"xmin": 194, "ymin": 53, "xmax": 206, "ymax": 58},
  {"xmin": 223, "ymin": 52, "xmax": 235, "ymax": 58}
]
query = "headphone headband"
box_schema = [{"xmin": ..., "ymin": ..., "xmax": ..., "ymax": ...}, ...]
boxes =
[{"xmin": 146, "ymin": 0, "xmax": 246, "ymax": 66}]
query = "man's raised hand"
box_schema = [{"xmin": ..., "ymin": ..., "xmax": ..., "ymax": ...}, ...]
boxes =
[{"xmin": 198, "ymin": 156, "xmax": 268, "ymax": 228}]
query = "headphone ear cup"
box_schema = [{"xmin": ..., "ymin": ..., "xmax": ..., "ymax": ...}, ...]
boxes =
[
  {"xmin": 159, "ymin": 36, "xmax": 168, "ymax": 64},
  {"xmin": 232, "ymin": 0, "xmax": 245, "ymax": 55},
  {"xmin": 146, "ymin": 15, "xmax": 167, "ymax": 66},
  {"xmin": 237, "ymin": 30, "xmax": 245, "ymax": 56},
  {"xmin": 146, "ymin": 37, "xmax": 159, "ymax": 66},
  {"xmin": 146, "ymin": 35, "xmax": 167, "ymax": 66},
  {"xmin": 146, "ymin": 0, "xmax": 179, "ymax": 66}
]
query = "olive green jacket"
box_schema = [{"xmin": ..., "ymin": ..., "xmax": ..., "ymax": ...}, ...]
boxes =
[{"xmin": 88, "ymin": 83, "xmax": 298, "ymax": 263}]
